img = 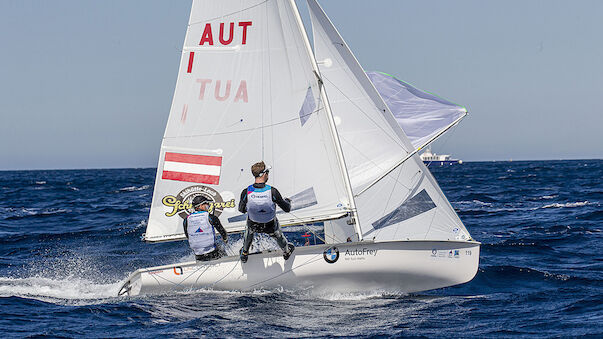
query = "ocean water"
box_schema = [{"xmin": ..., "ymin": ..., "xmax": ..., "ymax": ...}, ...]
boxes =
[{"xmin": 0, "ymin": 160, "xmax": 601, "ymax": 337}]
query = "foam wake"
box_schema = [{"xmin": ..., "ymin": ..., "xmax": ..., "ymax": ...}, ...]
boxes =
[{"xmin": 0, "ymin": 276, "xmax": 122, "ymax": 304}]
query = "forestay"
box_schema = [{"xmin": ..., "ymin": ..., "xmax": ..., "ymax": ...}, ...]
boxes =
[
  {"xmin": 145, "ymin": 0, "xmax": 350, "ymax": 242},
  {"xmin": 367, "ymin": 71, "xmax": 467, "ymax": 149},
  {"xmin": 308, "ymin": 0, "xmax": 471, "ymax": 242}
]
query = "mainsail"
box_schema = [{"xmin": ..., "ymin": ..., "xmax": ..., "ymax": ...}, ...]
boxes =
[
  {"xmin": 145, "ymin": 0, "xmax": 352, "ymax": 242},
  {"xmin": 367, "ymin": 71, "xmax": 467, "ymax": 149},
  {"xmin": 308, "ymin": 0, "xmax": 471, "ymax": 242}
]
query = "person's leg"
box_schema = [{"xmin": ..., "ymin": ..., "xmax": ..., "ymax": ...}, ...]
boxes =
[
  {"xmin": 196, "ymin": 249, "xmax": 222, "ymax": 261},
  {"xmin": 240, "ymin": 220, "xmax": 255, "ymax": 263},
  {"xmin": 209, "ymin": 249, "xmax": 223, "ymax": 260},
  {"xmin": 241, "ymin": 220, "xmax": 255, "ymax": 254},
  {"xmin": 269, "ymin": 219, "xmax": 289, "ymax": 251}
]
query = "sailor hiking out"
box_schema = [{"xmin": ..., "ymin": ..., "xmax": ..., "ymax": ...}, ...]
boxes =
[
  {"xmin": 239, "ymin": 161, "xmax": 295, "ymax": 263},
  {"xmin": 183, "ymin": 196, "xmax": 228, "ymax": 261}
]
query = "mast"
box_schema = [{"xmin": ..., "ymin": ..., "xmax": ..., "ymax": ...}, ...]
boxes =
[{"xmin": 288, "ymin": 0, "xmax": 362, "ymax": 241}]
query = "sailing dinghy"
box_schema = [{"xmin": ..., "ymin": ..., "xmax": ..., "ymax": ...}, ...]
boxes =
[{"xmin": 119, "ymin": 0, "xmax": 479, "ymax": 296}]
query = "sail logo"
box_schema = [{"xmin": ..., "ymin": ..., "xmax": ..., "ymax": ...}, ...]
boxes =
[
  {"xmin": 162, "ymin": 185, "xmax": 236, "ymax": 219},
  {"xmin": 196, "ymin": 79, "xmax": 248, "ymax": 103},
  {"xmin": 323, "ymin": 247, "xmax": 339, "ymax": 264},
  {"xmin": 199, "ymin": 21, "xmax": 252, "ymax": 46}
]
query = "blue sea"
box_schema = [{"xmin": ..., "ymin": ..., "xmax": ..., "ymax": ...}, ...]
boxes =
[{"xmin": 0, "ymin": 160, "xmax": 601, "ymax": 337}]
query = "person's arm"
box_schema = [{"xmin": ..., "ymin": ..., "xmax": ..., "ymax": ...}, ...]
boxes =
[
  {"xmin": 272, "ymin": 187, "xmax": 291, "ymax": 212},
  {"xmin": 238, "ymin": 188, "xmax": 248, "ymax": 214},
  {"xmin": 183, "ymin": 218, "xmax": 189, "ymax": 239},
  {"xmin": 209, "ymin": 214, "xmax": 228, "ymax": 242}
]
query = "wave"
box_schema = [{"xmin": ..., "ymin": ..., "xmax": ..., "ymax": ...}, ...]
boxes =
[
  {"xmin": 484, "ymin": 241, "xmax": 554, "ymax": 251},
  {"xmin": 538, "ymin": 201, "xmax": 591, "ymax": 209},
  {"xmin": 540, "ymin": 195, "xmax": 558, "ymax": 200},
  {"xmin": 2, "ymin": 207, "xmax": 70, "ymax": 220},
  {"xmin": 478, "ymin": 265, "xmax": 573, "ymax": 283},
  {"xmin": 0, "ymin": 249, "xmax": 126, "ymax": 305},
  {"xmin": 459, "ymin": 193, "xmax": 497, "ymax": 203},
  {"xmin": 117, "ymin": 185, "xmax": 151, "ymax": 192},
  {"xmin": 454, "ymin": 200, "xmax": 493, "ymax": 207},
  {"xmin": 0, "ymin": 276, "xmax": 121, "ymax": 304},
  {"xmin": 314, "ymin": 290, "xmax": 409, "ymax": 301}
]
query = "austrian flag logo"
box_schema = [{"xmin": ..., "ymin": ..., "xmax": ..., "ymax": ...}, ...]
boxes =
[{"xmin": 161, "ymin": 152, "xmax": 222, "ymax": 185}]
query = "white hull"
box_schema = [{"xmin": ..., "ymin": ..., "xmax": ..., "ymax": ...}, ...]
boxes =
[{"xmin": 118, "ymin": 240, "xmax": 480, "ymax": 296}]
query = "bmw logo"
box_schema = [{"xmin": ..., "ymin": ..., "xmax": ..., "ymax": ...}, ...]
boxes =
[{"xmin": 323, "ymin": 247, "xmax": 339, "ymax": 264}]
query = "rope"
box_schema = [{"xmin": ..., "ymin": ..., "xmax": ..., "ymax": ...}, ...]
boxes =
[{"xmin": 162, "ymin": 108, "xmax": 322, "ymax": 139}]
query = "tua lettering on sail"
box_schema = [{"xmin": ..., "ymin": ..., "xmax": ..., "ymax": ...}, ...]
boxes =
[{"xmin": 119, "ymin": 0, "xmax": 479, "ymax": 296}]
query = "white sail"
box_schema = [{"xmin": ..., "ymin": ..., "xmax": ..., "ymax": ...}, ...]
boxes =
[
  {"xmin": 145, "ymin": 0, "xmax": 351, "ymax": 242},
  {"xmin": 119, "ymin": 0, "xmax": 480, "ymax": 297},
  {"xmin": 308, "ymin": 0, "xmax": 471, "ymax": 242},
  {"xmin": 367, "ymin": 71, "xmax": 467, "ymax": 149}
]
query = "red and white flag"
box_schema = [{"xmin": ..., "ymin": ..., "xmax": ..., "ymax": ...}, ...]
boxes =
[{"xmin": 161, "ymin": 152, "xmax": 222, "ymax": 185}]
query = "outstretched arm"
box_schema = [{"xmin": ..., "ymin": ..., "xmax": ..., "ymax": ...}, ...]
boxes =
[
  {"xmin": 272, "ymin": 187, "xmax": 291, "ymax": 212},
  {"xmin": 210, "ymin": 215, "xmax": 228, "ymax": 242}
]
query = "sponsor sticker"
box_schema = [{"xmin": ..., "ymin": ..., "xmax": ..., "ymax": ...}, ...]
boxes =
[
  {"xmin": 431, "ymin": 249, "xmax": 462, "ymax": 259},
  {"xmin": 323, "ymin": 247, "xmax": 339, "ymax": 264},
  {"xmin": 343, "ymin": 247, "xmax": 378, "ymax": 261},
  {"xmin": 162, "ymin": 185, "xmax": 236, "ymax": 219}
]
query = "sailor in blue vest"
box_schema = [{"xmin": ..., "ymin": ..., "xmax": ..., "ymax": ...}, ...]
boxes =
[
  {"xmin": 238, "ymin": 161, "xmax": 294, "ymax": 263},
  {"xmin": 183, "ymin": 196, "xmax": 228, "ymax": 261}
]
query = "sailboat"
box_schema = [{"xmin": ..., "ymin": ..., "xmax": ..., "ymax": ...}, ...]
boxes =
[{"xmin": 118, "ymin": 0, "xmax": 479, "ymax": 296}]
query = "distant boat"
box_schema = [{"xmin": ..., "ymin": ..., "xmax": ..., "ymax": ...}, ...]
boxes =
[{"xmin": 420, "ymin": 148, "xmax": 463, "ymax": 165}]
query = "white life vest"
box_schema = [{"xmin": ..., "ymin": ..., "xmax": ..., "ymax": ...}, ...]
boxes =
[
  {"xmin": 186, "ymin": 211, "xmax": 216, "ymax": 255},
  {"xmin": 246, "ymin": 184, "xmax": 276, "ymax": 223}
]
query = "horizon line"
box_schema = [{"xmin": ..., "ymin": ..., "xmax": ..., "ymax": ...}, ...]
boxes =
[{"xmin": 1, "ymin": 158, "xmax": 601, "ymax": 172}]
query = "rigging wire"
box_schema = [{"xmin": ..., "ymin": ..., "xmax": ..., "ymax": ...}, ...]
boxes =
[{"xmin": 162, "ymin": 108, "xmax": 322, "ymax": 139}]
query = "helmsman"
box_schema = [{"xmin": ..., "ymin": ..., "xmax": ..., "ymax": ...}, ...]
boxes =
[
  {"xmin": 238, "ymin": 161, "xmax": 294, "ymax": 263},
  {"xmin": 183, "ymin": 196, "xmax": 228, "ymax": 261}
]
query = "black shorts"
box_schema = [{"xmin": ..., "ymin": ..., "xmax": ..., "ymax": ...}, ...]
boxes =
[{"xmin": 247, "ymin": 218, "xmax": 278, "ymax": 233}]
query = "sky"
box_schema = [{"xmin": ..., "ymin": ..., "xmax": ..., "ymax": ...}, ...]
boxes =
[{"xmin": 0, "ymin": 0, "xmax": 601, "ymax": 170}]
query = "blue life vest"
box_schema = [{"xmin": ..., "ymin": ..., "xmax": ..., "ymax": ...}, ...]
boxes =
[
  {"xmin": 186, "ymin": 211, "xmax": 216, "ymax": 255},
  {"xmin": 246, "ymin": 184, "xmax": 276, "ymax": 223}
]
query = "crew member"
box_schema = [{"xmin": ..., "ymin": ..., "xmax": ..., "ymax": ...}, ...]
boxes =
[
  {"xmin": 238, "ymin": 161, "xmax": 294, "ymax": 263},
  {"xmin": 183, "ymin": 195, "xmax": 228, "ymax": 261}
]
